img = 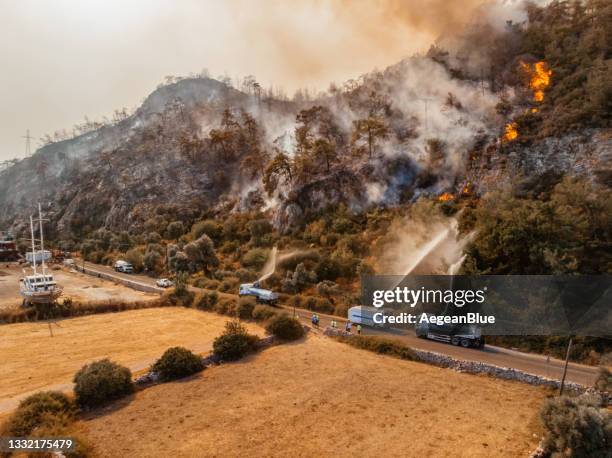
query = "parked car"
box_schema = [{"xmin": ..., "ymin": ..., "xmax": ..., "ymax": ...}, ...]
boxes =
[
  {"xmin": 156, "ymin": 278, "xmax": 173, "ymax": 288},
  {"xmin": 113, "ymin": 260, "xmax": 134, "ymax": 273}
]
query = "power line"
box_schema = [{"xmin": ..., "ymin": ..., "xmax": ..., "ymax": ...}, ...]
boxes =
[{"xmin": 22, "ymin": 129, "xmax": 34, "ymax": 157}]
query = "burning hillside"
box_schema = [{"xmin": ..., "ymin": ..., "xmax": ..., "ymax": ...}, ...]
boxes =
[{"xmin": 521, "ymin": 61, "xmax": 552, "ymax": 103}]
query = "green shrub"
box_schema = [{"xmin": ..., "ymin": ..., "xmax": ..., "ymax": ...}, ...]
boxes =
[
  {"xmin": 334, "ymin": 303, "xmax": 349, "ymax": 318},
  {"xmin": 151, "ymin": 347, "xmax": 204, "ymax": 381},
  {"xmin": 338, "ymin": 336, "xmax": 417, "ymax": 361},
  {"xmin": 3, "ymin": 391, "xmax": 76, "ymax": 436},
  {"xmin": 252, "ymin": 304, "xmax": 279, "ymax": 322},
  {"xmin": 166, "ymin": 221, "xmax": 185, "ymax": 240},
  {"xmin": 212, "ymin": 321, "xmax": 259, "ymax": 361},
  {"xmin": 73, "ymin": 359, "xmax": 134, "ymax": 408},
  {"xmin": 314, "ymin": 256, "xmax": 342, "ymax": 281},
  {"xmin": 214, "ymin": 297, "xmax": 234, "ymax": 315},
  {"xmin": 540, "ymin": 394, "xmax": 611, "ymax": 456},
  {"xmin": 594, "ymin": 367, "xmax": 612, "ymax": 393},
  {"xmin": 124, "ymin": 248, "xmax": 144, "ymax": 272},
  {"xmin": 192, "ymin": 219, "xmax": 223, "ymax": 241},
  {"xmin": 265, "ymin": 315, "xmax": 304, "ymax": 341},
  {"xmin": 236, "ymin": 297, "xmax": 256, "ymax": 319},
  {"xmin": 203, "ymin": 279, "xmax": 220, "ymax": 290},
  {"xmin": 288, "ymin": 295, "xmax": 303, "ymax": 308},
  {"xmin": 241, "ymin": 248, "xmax": 269, "ymax": 269},
  {"xmin": 196, "ymin": 290, "xmax": 218, "ymax": 311},
  {"xmin": 168, "ymin": 286, "xmax": 195, "ymax": 307},
  {"xmin": 302, "ymin": 296, "xmax": 334, "ymax": 314},
  {"xmin": 218, "ymin": 277, "xmax": 239, "ymax": 292}
]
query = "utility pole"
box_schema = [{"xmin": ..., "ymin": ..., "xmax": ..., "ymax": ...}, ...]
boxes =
[
  {"xmin": 559, "ymin": 337, "xmax": 573, "ymax": 396},
  {"xmin": 22, "ymin": 129, "xmax": 34, "ymax": 157}
]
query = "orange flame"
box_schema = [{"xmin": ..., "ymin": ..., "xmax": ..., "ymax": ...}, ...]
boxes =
[
  {"xmin": 462, "ymin": 183, "xmax": 472, "ymax": 194},
  {"xmin": 438, "ymin": 192, "xmax": 454, "ymax": 202},
  {"xmin": 520, "ymin": 61, "xmax": 552, "ymax": 102},
  {"xmin": 503, "ymin": 122, "xmax": 518, "ymax": 142}
]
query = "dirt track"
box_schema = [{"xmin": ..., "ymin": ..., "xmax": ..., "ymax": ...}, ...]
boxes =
[{"xmin": 79, "ymin": 335, "xmax": 547, "ymax": 457}]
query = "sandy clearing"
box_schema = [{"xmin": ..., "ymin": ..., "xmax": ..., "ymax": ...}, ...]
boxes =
[
  {"xmin": 79, "ymin": 335, "xmax": 547, "ymax": 457},
  {"xmin": 0, "ymin": 266, "xmax": 157, "ymax": 309},
  {"xmin": 0, "ymin": 307, "xmax": 263, "ymax": 409}
]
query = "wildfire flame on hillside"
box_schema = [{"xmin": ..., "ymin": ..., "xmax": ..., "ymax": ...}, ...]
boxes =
[
  {"xmin": 438, "ymin": 192, "xmax": 454, "ymax": 202},
  {"xmin": 503, "ymin": 122, "xmax": 518, "ymax": 142},
  {"xmin": 520, "ymin": 61, "xmax": 552, "ymax": 102}
]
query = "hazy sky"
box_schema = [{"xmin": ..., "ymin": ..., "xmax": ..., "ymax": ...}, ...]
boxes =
[{"xmin": 0, "ymin": 0, "xmax": 485, "ymax": 161}]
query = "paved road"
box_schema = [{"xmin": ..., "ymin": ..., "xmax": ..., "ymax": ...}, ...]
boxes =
[{"xmin": 76, "ymin": 260, "xmax": 599, "ymax": 386}]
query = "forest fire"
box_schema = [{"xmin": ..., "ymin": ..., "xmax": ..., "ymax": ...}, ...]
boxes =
[
  {"xmin": 438, "ymin": 192, "xmax": 454, "ymax": 202},
  {"xmin": 520, "ymin": 61, "xmax": 552, "ymax": 102},
  {"xmin": 503, "ymin": 122, "xmax": 519, "ymax": 142}
]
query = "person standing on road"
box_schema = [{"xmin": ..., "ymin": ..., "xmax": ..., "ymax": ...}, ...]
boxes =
[
  {"xmin": 357, "ymin": 324, "xmax": 362, "ymax": 335},
  {"xmin": 345, "ymin": 321, "xmax": 352, "ymax": 333}
]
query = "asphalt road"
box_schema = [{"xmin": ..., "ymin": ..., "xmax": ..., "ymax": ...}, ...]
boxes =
[{"xmin": 76, "ymin": 260, "xmax": 600, "ymax": 386}]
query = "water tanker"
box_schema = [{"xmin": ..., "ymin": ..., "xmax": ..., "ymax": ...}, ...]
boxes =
[{"xmin": 239, "ymin": 281, "xmax": 278, "ymax": 305}]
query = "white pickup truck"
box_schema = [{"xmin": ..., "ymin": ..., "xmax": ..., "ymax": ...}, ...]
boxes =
[{"xmin": 113, "ymin": 260, "xmax": 134, "ymax": 273}]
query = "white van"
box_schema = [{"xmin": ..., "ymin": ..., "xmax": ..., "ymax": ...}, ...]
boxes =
[
  {"xmin": 347, "ymin": 306, "xmax": 386, "ymax": 327},
  {"xmin": 113, "ymin": 260, "xmax": 134, "ymax": 273}
]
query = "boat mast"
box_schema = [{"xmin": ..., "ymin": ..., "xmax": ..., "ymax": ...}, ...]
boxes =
[
  {"xmin": 38, "ymin": 203, "xmax": 46, "ymax": 277},
  {"xmin": 30, "ymin": 214, "xmax": 37, "ymax": 275}
]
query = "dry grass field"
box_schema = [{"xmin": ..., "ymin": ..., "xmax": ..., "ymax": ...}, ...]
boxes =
[
  {"xmin": 0, "ymin": 266, "xmax": 157, "ymax": 310},
  {"xmin": 0, "ymin": 307, "xmax": 263, "ymax": 413},
  {"xmin": 79, "ymin": 335, "xmax": 547, "ymax": 457}
]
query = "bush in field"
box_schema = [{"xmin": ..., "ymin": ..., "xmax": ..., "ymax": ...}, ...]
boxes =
[
  {"xmin": 594, "ymin": 367, "xmax": 612, "ymax": 393},
  {"xmin": 252, "ymin": 304, "xmax": 279, "ymax": 322},
  {"xmin": 73, "ymin": 359, "xmax": 134, "ymax": 408},
  {"xmin": 265, "ymin": 315, "xmax": 304, "ymax": 341},
  {"xmin": 214, "ymin": 297, "xmax": 236, "ymax": 316},
  {"xmin": 212, "ymin": 321, "xmax": 259, "ymax": 361},
  {"xmin": 236, "ymin": 297, "xmax": 256, "ymax": 319},
  {"xmin": 168, "ymin": 273, "xmax": 194, "ymax": 307},
  {"xmin": 151, "ymin": 347, "xmax": 204, "ymax": 381},
  {"xmin": 241, "ymin": 247, "xmax": 269, "ymax": 269},
  {"xmin": 3, "ymin": 391, "xmax": 76, "ymax": 436},
  {"xmin": 196, "ymin": 291, "xmax": 218, "ymax": 311},
  {"xmin": 540, "ymin": 394, "xmax": 612, "ymax": 456},
  {"xmin": 339, "ymin": 336, "xmax": 417, "ymax": 361}
]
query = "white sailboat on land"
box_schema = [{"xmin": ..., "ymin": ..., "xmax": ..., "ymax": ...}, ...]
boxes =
[{"xmin": 19, "ymin": 204, "xmax": 62, "ymax": 306}]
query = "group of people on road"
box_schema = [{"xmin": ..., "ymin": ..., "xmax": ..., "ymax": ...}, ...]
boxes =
[{"xmin": 322, "ymin": 317, "xmax": 362, "ymax": 334}]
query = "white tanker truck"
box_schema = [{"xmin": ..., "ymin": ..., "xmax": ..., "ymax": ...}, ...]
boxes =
[{"xmin": 238, "ymin": 281, "xmax": 278, "ymax": 305}]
